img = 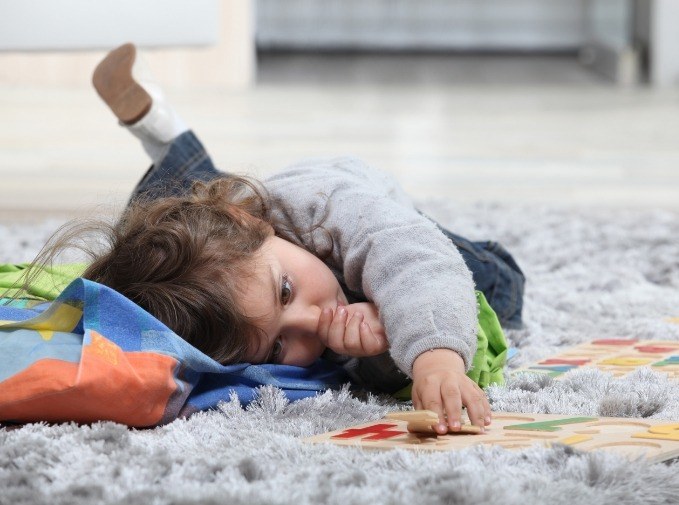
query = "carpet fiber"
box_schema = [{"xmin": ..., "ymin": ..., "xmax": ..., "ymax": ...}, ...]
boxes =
[{"xmin": 2, "ymin": 202, "xmax": 679, "ymax": 505}]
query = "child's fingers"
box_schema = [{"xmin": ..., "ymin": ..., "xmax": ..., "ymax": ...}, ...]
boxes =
[
  {"xmin": 342, "ymin": 312, "xmax": 364, "ymax": 354},
  {"xmin": 358, "ymin": 320, "xmax": 388, "ymax": 356},
  {"xmin": 325, "ymin": 306, "xmax": 348, "ymax": 352},
  {"xmin": 481, "ymin": 387, "xmax": 492, "ymax": 425},
  {"xmin": 463, "ymin": 396, "xmax": 487, "ymax": 431},
  {"xmin": 418, "ymin": 388, "xmax": 449, "ymax": 435},
  {"xmin": 411, "ymin": 388, "xmax": 421, "ymax": 410},
  {"xmin": 462, "ymin": 384, "xmax": 490, "ymax": 430},
  {"xmin": 441, "ymin": 383, "xmax": 463, "ymax": 432}
]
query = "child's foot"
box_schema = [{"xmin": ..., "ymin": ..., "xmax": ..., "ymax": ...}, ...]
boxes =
[
  {"xmin": 92, "ymin": 43, "xmax": 188, "ymax": 161},
  {"xmin": 92, "ymin": 43, "xmax": 152, "ymax": 125}
]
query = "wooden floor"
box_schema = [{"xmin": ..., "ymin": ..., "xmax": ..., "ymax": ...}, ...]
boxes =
[{"xmin": 1, "ymin": 53, "xmax": 679, "ymax": 221}]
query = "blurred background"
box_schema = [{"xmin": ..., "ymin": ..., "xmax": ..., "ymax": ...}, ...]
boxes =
[{"xmin": 0, "ymin": 0, "xmax": 678, "ymax": 221}]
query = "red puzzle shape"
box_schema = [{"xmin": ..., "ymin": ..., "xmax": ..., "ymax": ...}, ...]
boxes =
[{"xmin": 331, "ymin": 423, "xmax": 406, "ymax": 440}]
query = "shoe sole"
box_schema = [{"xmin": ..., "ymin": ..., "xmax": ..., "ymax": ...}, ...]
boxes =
[{"xmin": 92, "ymin": 43, "xmax": 152, "ymax": 125}]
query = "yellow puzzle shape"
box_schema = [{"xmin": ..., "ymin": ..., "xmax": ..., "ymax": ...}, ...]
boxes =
[
  {"xmin": 632, "ymin": 424, "xmax": 679, "ymax": 442},
  {"xmin": 598, "ymin": 357, "xmax": 653, "ymax": 367}
]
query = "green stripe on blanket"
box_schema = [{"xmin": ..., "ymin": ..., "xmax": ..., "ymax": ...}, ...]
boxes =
[{"xmin": 0, "ymin": 263, "xmax": 86, "ymax": 301}]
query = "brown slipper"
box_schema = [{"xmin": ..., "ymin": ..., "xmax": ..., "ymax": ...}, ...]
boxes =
[{"xmin": 92, "ymin": 43, "xmax": 152, "ymax": 125}]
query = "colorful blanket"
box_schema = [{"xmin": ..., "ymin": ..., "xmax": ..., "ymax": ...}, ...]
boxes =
[{"xmin": 0, "ymin": 278, "xmax": 347, "ymax": 427}]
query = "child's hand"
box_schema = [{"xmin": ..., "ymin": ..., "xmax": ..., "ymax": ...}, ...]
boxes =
[
  {"xmin": 317, "ymin": 302, "xmax": 389, "ymax": 357},
  {"xmin": 411, "ymin": 349, "xmax": 491, "ymax": 434}
]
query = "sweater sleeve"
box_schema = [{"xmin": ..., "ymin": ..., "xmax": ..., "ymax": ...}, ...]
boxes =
[{"xmin": 264, "ymin": 156, "xmax": 478, "ymax": 376}]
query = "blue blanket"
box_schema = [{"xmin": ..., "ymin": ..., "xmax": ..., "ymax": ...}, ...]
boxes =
[{"xmin": 0, "ymin": 278, "xmax": 347, "ymax": 427}]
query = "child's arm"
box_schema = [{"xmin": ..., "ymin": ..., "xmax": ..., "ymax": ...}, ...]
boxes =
[
  {"xmin": 411, "ymin": 349, "xmax": 491, "ymax": 433},
  {"xmin": 317, "ymin": 300, "xmax": 490, "ymax": 432},
  {"xmin": 317, "ymin": 302, "xmax": 490, "ymax": 432},
  {"xmin": 266, "ymin": 158, "xmax": 481, "ymax": 424}
]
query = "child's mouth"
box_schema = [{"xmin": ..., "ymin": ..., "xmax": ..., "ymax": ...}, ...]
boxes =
[{"xmin": 336, "ymin": 289, "xmax": 349, "ymax": 308}]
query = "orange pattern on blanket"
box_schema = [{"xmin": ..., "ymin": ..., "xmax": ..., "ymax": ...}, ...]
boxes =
[{"xmin": 0, "ymin": 330, "xmax": 178, "ymax": 427}]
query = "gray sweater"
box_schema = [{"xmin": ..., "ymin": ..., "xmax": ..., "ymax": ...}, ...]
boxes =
[{"xmin": 264, "ymin": 156, "xmax": 478, "ymax": 377}]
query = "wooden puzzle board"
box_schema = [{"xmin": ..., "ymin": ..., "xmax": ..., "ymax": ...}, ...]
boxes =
[
  {"xmin": 512, "ymin": 339, "xmax": 679, "ymax": 380},
  {"xmin": 305, "ymin": 412, "xmax": 679, "ymax": 463}
]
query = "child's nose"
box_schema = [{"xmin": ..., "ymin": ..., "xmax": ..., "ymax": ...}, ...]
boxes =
[{"xmin": 288, "ymin": 304, "xmax": 323, "ymax": 336}]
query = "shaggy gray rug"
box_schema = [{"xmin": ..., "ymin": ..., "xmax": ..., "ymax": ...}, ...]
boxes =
[{"xmin": 2, "ymin": 202, "xmax": 679, "ymax": 505}]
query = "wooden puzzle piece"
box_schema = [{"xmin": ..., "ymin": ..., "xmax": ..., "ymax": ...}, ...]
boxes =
[
  {"xmin": 331, "ymin": 423, "xmax": 405, "ymax": 440},
  {"xmin": 527, "ymin": 365, "xmax": 578, "ymax": 377},
  {"xmin": 598, "ymin": 357, "xmax": 654, "ymax": 367},
  {"xmin": 634, "ymin": 345, "xmax": 679, "ymax": 354},
  {"xmin": 653, "ymin": 356, "xmax": 679, "ymax": 367},
  {"xmin": 505, "ymin": 417, "xmax": 597, "ymax": 432},
  {"xmin": 514, "ymin": 339, "xmax": 679, "ymax": 380},
  {"xmin": 305, "ymin": 411, "xmax": 679, "ymax": 463},
  {"xmin": 559, "ymin": 434, "xmax": 593, "ymax": 446},
  {"xmin": 385, "ymin": 410, "xmax": 482, "ymax": 434},
  {"xmin": 539, "ymin": 358, "xmax": 592, "ymax": 366},
  {"xmin": 632, "ymin": 424, "xmax": 679, "ymax": 442}
]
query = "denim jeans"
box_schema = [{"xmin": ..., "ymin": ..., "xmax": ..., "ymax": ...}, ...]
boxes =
[{"xmin": 130, "ymin": 130, "xmax": 525, "ymax": 330}]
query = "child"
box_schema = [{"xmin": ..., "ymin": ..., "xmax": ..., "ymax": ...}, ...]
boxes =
[{"xmin": 85, "ymin": 44, "xmax": 524, "ymax": 434}]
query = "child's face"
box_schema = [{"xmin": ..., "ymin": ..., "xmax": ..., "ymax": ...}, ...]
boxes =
[{"xmin": 240, "ymin": 236, "xmax": 348, "ymax": 366}]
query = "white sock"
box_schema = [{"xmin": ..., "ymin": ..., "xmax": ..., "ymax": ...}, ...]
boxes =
[{"xmin": 125, "ymin": 100, "xmax": 189, "ymax": 163}]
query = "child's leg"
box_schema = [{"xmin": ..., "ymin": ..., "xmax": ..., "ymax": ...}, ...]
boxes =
[
  {"xmin": 128, "ymin": 130, "xmax": 223, "ymax": 203},
  {"xmin": 437, "ymin": 227, "xmax": 525, "ymax": 329},
  {"xmin": 93, "ymin": 44, "xmax": 223, "ymax": 202},
  {"xmin": 93, "ymin": 43, "xmax": 189, "ymax": 163}
]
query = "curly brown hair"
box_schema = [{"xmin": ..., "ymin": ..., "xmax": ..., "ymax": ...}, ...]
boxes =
[{"xmin": 25, "ymin": 176, "xmax": 276, "ymax": 364}]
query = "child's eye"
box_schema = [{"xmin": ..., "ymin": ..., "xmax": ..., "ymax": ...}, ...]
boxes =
[
  {"xmin": 271, "ymin": 337, "xmax": 283, "ymax": 362},
  {"xmin": 281, "ymin": 275, "xmax": 293, "ymax": 305}
]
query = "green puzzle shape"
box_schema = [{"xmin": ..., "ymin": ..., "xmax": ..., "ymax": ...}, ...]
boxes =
[
  {"xmin": 505, "ymin": 417, "xmax": 598, "ymax": 432},
  {"xmin": 652, "ymin": 356, "xmax": 679, "ymax": 367}
]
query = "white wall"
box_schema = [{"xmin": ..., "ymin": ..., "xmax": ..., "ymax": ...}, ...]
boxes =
[
  {"xmin": 583, "ymin": 0, "xmax": 633, "ymax": 50},
  {"xmin": 0, "ymin": 0, "xmax": 255, "ymax": 89},
  {"xmin": 256, "ymin": 0, "xmax": 586, "ymax": 50},
  {"xmin": 0, "ymin": 0, "xmax": 218, "ymax": 50},
  {"xmin": 650, "ymin": 0, "xmax": 679, "ymax": 86}
]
